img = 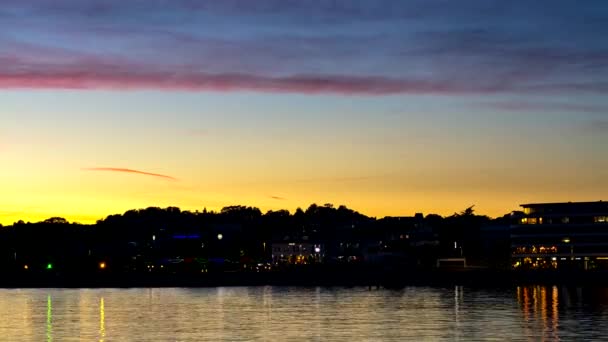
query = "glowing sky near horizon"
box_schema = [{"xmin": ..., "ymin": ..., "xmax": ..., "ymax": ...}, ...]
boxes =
[{"xmin": 1, "ymin": 0, "xmax": 607, "ymax": 224}]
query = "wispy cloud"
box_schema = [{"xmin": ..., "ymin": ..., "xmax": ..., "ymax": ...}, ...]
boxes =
[
  {"xmin": 291, "ymin": 175, "xmax": 383, "ymax": 184},
  {"xmin": 3, "ymin": 58, "xmax": 606, "ymax": 96},
  {"xmin": 0, "ymin": 54, "xmax": 511, "ymax": 95},
  {"xmin": 0, "ymin": 1, "xmax": 606, "ymax": 95},
  {"xmin": 185, "ymin": 129, "xmax": 209, "ymax": 137},
  {"xmin": 480, "ymin": 101, "xmax": 608, "ymax": 114},
  {"xmin": 269, "ymin": 195, "xmax": 286, "ymax": 200},
  {"xmin": 0, "ymin": 74, "xmax": 470, "ymax": 95},
  {"xmin": 582, "ymin": 120, "xmax": 608, "ymax": 134},
  {"xmin": 83, "ymin": 167, "xmax": 177, "ymax": 181}
]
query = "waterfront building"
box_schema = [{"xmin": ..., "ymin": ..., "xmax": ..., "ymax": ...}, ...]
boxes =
[
  {"xmin": 271, "ymin": 241, "xmax": 324, "ymax": 264},
  {"xmin": 511, "ymin": 201, "xmax": 608, "ymax": 270}
]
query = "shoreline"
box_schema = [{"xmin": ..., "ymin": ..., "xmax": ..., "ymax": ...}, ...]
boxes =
[{"xmin": 3, "ymin": 269, "xmax": 608, "ymax": 288}]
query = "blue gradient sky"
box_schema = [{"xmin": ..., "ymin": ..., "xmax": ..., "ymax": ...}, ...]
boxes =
[{"xmin": 1, "ymin": 1, "xmax": 607, "ymax": 223}]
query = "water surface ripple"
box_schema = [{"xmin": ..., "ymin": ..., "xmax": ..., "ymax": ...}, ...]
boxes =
[{"xmin": 1, "ymin": 286, "xmax": 607, "ymax": 341}]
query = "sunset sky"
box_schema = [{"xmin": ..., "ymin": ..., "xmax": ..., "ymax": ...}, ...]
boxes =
[{"xmin": 1, "ymin": 1, "xmax": 607, "ymax": 224}]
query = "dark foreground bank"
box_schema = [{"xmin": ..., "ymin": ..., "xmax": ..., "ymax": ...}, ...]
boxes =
[{"xmin": 3, "ymin": 268, "xmax": 608, "ymax": 288}]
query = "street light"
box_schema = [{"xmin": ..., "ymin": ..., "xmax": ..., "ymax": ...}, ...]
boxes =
[
  {"xmin": 217, "ymin": 234, "xmax": 223, "ymax": 240},
  {"xmin": 562, "ymin": 238, "xmax": 574, "ymax": 260}
]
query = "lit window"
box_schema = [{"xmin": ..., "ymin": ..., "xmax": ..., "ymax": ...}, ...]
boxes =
[
  {"xmin": 562, "ymin": 217, "xmax": 570, "ymax": 224},
  {"xmin": 594, "ymin": 216, "xmax": 608, "ymax": 223}
]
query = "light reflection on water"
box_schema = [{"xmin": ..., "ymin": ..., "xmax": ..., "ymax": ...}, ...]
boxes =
[
  {"xmin": 46, "ymin": 295, "xmax": 51, "ymax": 342},
  {"xmin": 0, "ymin": 286, "xmax": 608, "ymax": 341},
  {"xmin": 99, "ymin": 297, "xmax": 105, "ymax": 342}
]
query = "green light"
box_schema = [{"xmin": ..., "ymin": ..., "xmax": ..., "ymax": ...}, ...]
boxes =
[{"xmin": 46, "ymin": 263, "xmax": 53, "ymax": 270}]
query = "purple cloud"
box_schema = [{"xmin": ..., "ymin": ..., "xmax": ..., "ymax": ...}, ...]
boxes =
[
  {"xmin": 2, "ymin": 53, "xmax": 606, "ymax": 95},
  {"xmin": 0, "ymin": 54, "xmax": 512, "ymax": 94},
  {"xmin": 0, "ymin": 0, "xmax": 606, "ymax": 95}
]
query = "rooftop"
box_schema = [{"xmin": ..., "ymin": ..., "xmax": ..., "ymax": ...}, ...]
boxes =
[{"xmin": 521, "ymin": 201, "xmax": 606, "ymax": 208}]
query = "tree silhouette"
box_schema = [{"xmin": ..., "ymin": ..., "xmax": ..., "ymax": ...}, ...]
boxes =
[
  {"xmin": 0, "ymin": 202, "xmax": 509, "ymax": 274},
  {"xmin": 42, "ymin": 217, "xmax": 69, "ymax": 225}
]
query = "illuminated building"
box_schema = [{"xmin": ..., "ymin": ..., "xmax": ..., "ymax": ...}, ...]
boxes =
[
  {"xmin": 271, "ymin": 241, "xmax": 324, "ymax": 265},
  {"xmin": 511, "ymin": 201, "xmax": 608, "ymax": 270}
]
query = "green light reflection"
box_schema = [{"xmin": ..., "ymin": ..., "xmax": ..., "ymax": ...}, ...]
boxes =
[{"xmin": 46, "ymin": 295, "xmax": 52, "ymax": 342}]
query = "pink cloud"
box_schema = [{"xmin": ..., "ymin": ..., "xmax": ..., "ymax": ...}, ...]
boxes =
[
  {"xmin": 1, "ymin": 1, "xmax": 606, "ymax": 97},
  {"xmin": 0, "ymin": 58, "xmax": 512, "ymax": 95},
  {"xmin": 83, "ymin": 167, "xmax": 177, "ymax": 181},
  {"xmin": 2, "ymin": 63, "xmax": 606, "ymax": 96},
  {"xmin": 1, "ymin": 38, "xmax": 606, "ymax": 96}
]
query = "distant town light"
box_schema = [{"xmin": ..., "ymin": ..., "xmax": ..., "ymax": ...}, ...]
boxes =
[
  {"xmin": 315, "ymin": 247, "xmax": 321, "ymax": 253},
  {"xmin": 562, "ymin": 238, "xmax": 571, "ymax": 243},
  {"xmin": 99, "ymin": 262, "xmax": 106, "ymax": 269},
  {"xmin": 152, "ymin": 235, "xmax": 156, "ymax": 241},
  {"xmin": 23, "ymin": 264, "xmax": 29, "ymax": 270},
  {"xmin": 46, "ymin": 263, "xmax": 53, "ymax": 270},
  {"xmin": 217, "ymin": 234, "xmax": 223, "ymax": 240}
]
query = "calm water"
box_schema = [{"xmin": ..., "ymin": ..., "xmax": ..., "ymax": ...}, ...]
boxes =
[{"xmin": 1, "ymin": 286, "xmax": 608, "ymax": 341}]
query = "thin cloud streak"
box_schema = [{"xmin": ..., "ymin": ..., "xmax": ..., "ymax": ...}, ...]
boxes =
[
  {"xmin": 582, "ymin": 120, "xmax": 608, "ymax": 134},
  {"xmin": 0, "ymin": 65, "xmax": 504, "ymax": 95},
  {"xmin": 480, "ymin": 101, "xmax": 608, "ymax": 114},
  {"xmin": 2, "ymin": 64, "xmax": 606, "ymax": 96},
  {"xmin": 269, "ymin": 196, "xmax": 286, "ymax": 200},
  {"xmin": 185, "ymin": 129, "xmax": 209, "ymax": 137},
  {"xmin": 83, "ymin": 167, "xmax": 177, "ymax": 181}
]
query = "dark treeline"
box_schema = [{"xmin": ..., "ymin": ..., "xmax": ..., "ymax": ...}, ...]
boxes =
[{"xmin": 0, "ymin": 204, "xmax": 513, "ymax": 275}]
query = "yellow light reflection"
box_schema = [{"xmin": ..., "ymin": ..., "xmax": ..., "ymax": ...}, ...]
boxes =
[
  {"xmin": 522, "ymin": 287, "xmax": 530, "ymax": 321},
  {"xmin": 517, "ymin": 286, "xmax": 560, "ymax": 340},
  {"xmin": 99, "ymin": 297, "xmax": 105, "ymax": 342},
  {"xmin": 551, "ymin": 286, "xmax": 559, "ymax": 340},
  {"xmin": 540, "ymin": 286, "xmax": 548, "ymax": 335}
]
